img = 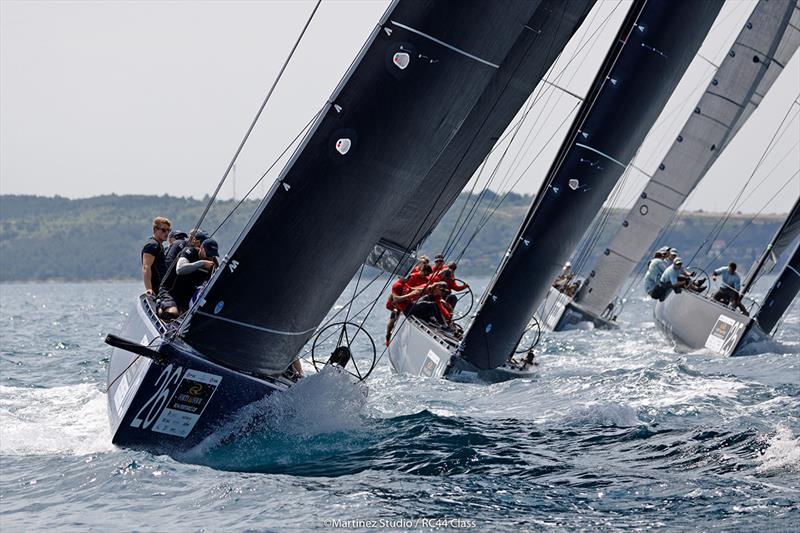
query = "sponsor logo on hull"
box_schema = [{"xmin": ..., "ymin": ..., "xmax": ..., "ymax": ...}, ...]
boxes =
[{"xmin": 705, "ymin": 314, "xmax": 746, "ymax": 356}]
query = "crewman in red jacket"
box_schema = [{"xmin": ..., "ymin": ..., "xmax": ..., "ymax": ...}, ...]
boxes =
[{"xmin": 385, "ymin": 275, "xmax": 423, "ymax": 345}]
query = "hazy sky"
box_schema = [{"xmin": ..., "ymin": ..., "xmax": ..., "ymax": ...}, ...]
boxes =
[{"xmin": 1, "ymin": 0, "xmax": 798, "ymax": 214}]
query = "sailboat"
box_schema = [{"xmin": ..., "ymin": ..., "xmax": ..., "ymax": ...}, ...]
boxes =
[
  {"xmin": 388, "ymin": 0, "xmax": 724, "ymax": 382},
  {"xmin": 103, "ymin": 0, "xmax": 592, "ymax": 453},
  {"xmin": 539, "ymin": 0, "xmax": 800, "ymax": 332},
  {"xmin": 654, "ymin": 197, "xmax": 800, "ymax": 356}
]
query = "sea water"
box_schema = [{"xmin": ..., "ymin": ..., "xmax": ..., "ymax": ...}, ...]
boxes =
[{"xmin": 1, "ymin": 280, "xmax": 798, "ymax": 530}]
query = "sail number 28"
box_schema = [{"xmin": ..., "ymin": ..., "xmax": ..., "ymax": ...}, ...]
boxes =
[{"xmin": 130, "ymin": 364, "xmax": 184, "ymax": 429}]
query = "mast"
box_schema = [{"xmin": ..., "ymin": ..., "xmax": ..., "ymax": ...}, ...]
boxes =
[
  {"xmin": 576, "ymin": 0, "xmax": 800, "ymax": 316},
  {"xmin": 755, "ymin": 238, "xmax": 800, "ymax": 335},
  {"xmin": 458, "ymin": 0, "xmax": 725, "ymax": 371},
  {"xmin": 742, "ymin": 195, "xmax": 800, "ymax": 296},
  {"xmin": 177, "ymin": 1, "xmax": 566, "ymax": 376}
]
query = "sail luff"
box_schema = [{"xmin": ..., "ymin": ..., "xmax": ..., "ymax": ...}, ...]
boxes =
[
  {"xmin": 458, "ymin": 0, "xmax": 725, "ymax": 371},
  {"xmin": 754, "ymin": 238, "xmax": 800, "ymax": 335},
  {"xmin": 742, "ymin": 195, "xmax": 800, "ymax": 295},
  {"xmin": 576, "ymin": 0, "xmax": 800, "ymax": 316},
  {"xmin": 180, "ymin": 0, "xmax": 554, "ymax": 376}
]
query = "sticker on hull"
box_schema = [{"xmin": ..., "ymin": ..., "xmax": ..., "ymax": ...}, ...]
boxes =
[
  {"xmin": 152, "ymin": 369, "xmax": 222, "ymax": 438},
  {"xmin": 420, "ymin": 350, "xmax": 440, "ymax": 378},
  {"xmin": 705, "ymin": 314, "xmax": 746, "ymax": 355}
]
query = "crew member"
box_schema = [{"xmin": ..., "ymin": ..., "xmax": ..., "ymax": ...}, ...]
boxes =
[
  {"xmin": 652, "ymin": 257, "xmax": 689, "ymax": 301},
  {"xmin": 385, "ymin": 275, "xmax": 423, "ymax": 345},
  {"xmin": 159, "ymin": 238, "xmax": 219, "ymax": 319},
  {"xmin": 142, "ymin": 217, "xmax": 171, "ymax": 296},
  {"xmin": 712, "ymin": 262, "xmax": 748, "ymax": 315}
]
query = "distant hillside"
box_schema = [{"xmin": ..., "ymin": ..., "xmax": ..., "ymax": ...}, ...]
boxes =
[{"xmin": 0, "ymin": 193, "xmax": 784, "ymax": 282}]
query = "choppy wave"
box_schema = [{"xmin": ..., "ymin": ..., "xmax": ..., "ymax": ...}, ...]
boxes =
[{"xmin": 1, "ymin": 281, "xmax": 798, "ymax": 530}]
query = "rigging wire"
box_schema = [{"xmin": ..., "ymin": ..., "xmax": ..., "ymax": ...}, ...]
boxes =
[
  {"xmin": 702, "ymin": 170, "xmax": 800, "ymax": 282},
  {"xmin": 317, "ymin": 0, "xmax": 588, "ymax": 351},
  {"xmin": 686, "ymin": 97, "xmax": 800, "ymax": 266},
  {"xmin": 443, "ymin": 1, "xmax": 626, "ymax": 259},
  {"xmin": 188, "ymin": 0, "xmax": 323, "ymax": 239},
  {"xmin": 208, "ymin": 107, "xmax": 325, "ymax": 238}
]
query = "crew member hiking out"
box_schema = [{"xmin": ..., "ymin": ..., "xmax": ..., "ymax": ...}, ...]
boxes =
[{"xmin": 385, "ymin": 275, "xmax": 423, "ymax": 345}]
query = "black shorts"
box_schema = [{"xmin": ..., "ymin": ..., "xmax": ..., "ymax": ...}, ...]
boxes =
[{"xmin": 158, "ymin": 288, "xmax": 177, "ymax": 310}]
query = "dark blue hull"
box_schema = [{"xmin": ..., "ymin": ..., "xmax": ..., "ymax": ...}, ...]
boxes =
[{"xmin": 106, "ymin": 297, "xmax": 291, "ymax": 454}]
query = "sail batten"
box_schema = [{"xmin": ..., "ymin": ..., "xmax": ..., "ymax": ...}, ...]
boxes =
[
  {"xmin": 180, "ymin": 0, "xmax": 589, "ymax": 376},
  {"xmin": 576, "ymin": 0, "xmax": 800, "ymax": 317},
  {"xmin": 458, "ymin": 0, "xmax": 725, "ymax": 371}
]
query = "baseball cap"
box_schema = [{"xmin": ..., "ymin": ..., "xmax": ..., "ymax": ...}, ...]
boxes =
[{"xmin": 201, "ymin": 238, "xmax": 219, "ymax": 258}]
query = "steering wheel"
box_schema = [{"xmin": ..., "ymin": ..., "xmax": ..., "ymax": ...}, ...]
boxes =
[
  {"xmin": 451, "ymin": 280, "xmax": 474, "ymax": 321},
  {"xmin": 311, "ymin": 321, "xmax": 377, "ymax": 382}
]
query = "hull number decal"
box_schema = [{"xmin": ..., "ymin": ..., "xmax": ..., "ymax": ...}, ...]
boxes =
[
  {"xmin": 705, "ymin": 314, "xmax": 745, "ymax": 355},
  {"xmin": 130, "ymin": 364, "xmax": 183, "ymax": 429},
  {"xmin": 151, "ymin": 369, "xmax": 222, "ymax": 438}
]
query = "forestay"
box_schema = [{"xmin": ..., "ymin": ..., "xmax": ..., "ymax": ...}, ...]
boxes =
[
  {"xmin": 458, "ymin": 0, "xmax": 725, "ymax": 371},
  {"xmin": 180, "ymin": 0, "xmax": 549, "ymax": 376},
  {"xmin": 577, "ymin": 0, "xmax": 800, "ymax": 316},
  {"xmin": 365, "ymin": 0, "xmax": 595, "ymax": 273}
]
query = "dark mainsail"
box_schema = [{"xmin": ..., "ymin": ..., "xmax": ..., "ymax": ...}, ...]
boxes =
[
  {"xmin": 180, "ymin": 1, "xmax": 557, "ymax": 375},
  {"xmin": 458, "ymin": 0, "xmax": 725, "ymax": 370},
  {"xmin": 755, "ymin": 239, "xmax": 800, "ymax": 335},
  {"xmin": 577, "ymin": 0, "xmax": 800, "ymax": 317},
  {"xmin": 742, "ymin": 196, "xmax": 800, "ymax": 296},
  {"xmin": 365, "ymin": 0, "xmax": 595, "ymax": 271}
]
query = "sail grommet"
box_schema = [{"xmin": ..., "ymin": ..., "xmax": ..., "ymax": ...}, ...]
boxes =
[
  {"xmin": 677, "ymin": 135, "xmax": 683, "ymax": 142},
  {"xmin": 622, "ymin": 220, "xmax": 629, "ymax": 227},
  {"xmin": 659, "ymin": 163, "xmax": 665, "ymax": 171},
  {"xmin": 568, "ymin": 178, "xmax": 580, "ymax": 190},
  {"xmin": 392, "ymin": 52, "xmax": 411, "ymax": 70},
  {"xmin": 752, "ymin": 55, "xmax": 760, "ymax": 63},
  {"xmin": 485, "ymin": 323, "xmax": 492, "ymax": 333},
  {"xmin": 694, "ymin": 107, "xmax": 701, "ymax": 114},
  {"xmin": 639, "ymin": 204, "xmax": 649, "ymax": 215},
  {"xmin": 335, "ymin": 138, "xmax": 352, "ymax": 155},
  {"xmin": 214, "ymin": 301, "xmax": 224, "ymax": 315},
  {"xmin": 603, "ymin": 249, "xmax": 610, "ymax": 256},
  {"xmin": 746, "ymin": 21, "xmax": 753, "ymax": 30},
  {"xmin": 712, "ymin": 79, "xmax": 718, "ymax": 86},
  {"xmin": 729, "ymin": 50, "xmax": 736, "ymax": 57},
  {"xmin": 710, "ymin": 144, "xmax": 716, "ymax": 151},
  {"xmin": 640, "ymin": 192, "xmax": 647, "ymax": 199}
]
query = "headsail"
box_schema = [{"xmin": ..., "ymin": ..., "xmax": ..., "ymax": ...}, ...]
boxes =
[
  {"xmin": 754, "ymin": 238, "xmax": 800, "ymax": 335},
  {"xmin": 180, "ymin": 0, "xmax": 556, "ymax": 376},
  {"xmin": 364, "ymin": 0, "xmax": 595, "ymax": 272},
  {"xmin": 576, "ymin": 0, "xmax": 800, "ymax": 316},
  {"xmin": 458, "ymin": 0, "xmax": 725, "ymax": 370},
  {"xmin": 742, "ymin": 195, "xmax": 800, "ymax": 296}
]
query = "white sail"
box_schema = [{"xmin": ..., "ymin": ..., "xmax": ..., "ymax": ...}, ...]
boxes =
[{"xmin": 577, "ymin": 0, "xmax": 800, "ymax": 316}]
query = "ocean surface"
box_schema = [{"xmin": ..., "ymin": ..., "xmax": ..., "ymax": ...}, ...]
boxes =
[{"xmin": 1, "ymin": 279, "xmax": 798, "ymax": 531}]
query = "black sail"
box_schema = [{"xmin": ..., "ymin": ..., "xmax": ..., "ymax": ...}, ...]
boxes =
[
  {"xmin": 365, "ymin": 0, "xmax": 595, "ymax": 271},
  {"xmin": 743, "ymin": 196, "xmax": 800, "ymax": 295},
  {"xmin": 755, "ymin": 239, "xmax": 800, "ymax": 335},
  {"xmin": 181, "ymin": 0, "xmax": 550, "ymax": 376},
  {"xmin": 458, "ymin": 0, "xmax": 725, "ymax": 370}
]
